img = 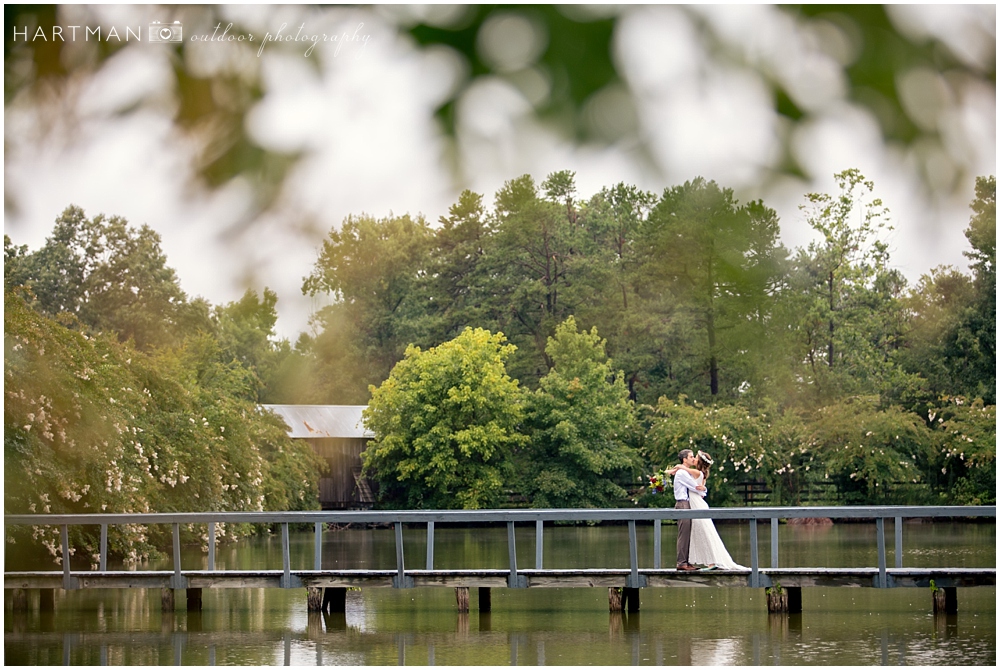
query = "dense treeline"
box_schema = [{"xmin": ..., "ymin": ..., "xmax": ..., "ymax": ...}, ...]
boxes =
[
  {"xmin": 4, "ymin": 171, "xmax": 995, "ymax": 544},
  {"xmin": 298, "ymin": 170, "xmax": 995, "ymax": 509}
]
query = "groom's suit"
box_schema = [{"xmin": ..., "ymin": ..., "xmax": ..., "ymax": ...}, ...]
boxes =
[{"xmin": 673, "ymin": 469, "xmax": 706, "ymax": 567}]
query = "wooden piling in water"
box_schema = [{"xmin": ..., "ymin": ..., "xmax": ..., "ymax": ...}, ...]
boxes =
[
  {"xmin": 608, "ymin": 587, "xmax": 622, "ymax": 612},
  {"xmin": 608, "ymin": 587, "xmax": 639, "ymax": 612},
  {"xmin": 766, "ymin": 586, "xmax": 801, "ymax": 613},
  {"xmin": 766, "ymin": 588, "xmax": 787, "ymax": 612},
  {"xmin": 321, "ymin": 587, "xmax": 346, "ymax": 614},
  {"xmin": 306, "ymin": 587, "xmax": 323, "ymax": 612},
  {"xmin": 478, "ymin": 587, "xmax": 491, "ymax": 613},
  {"xmin": 455, "ymin": 587, "xmax": 469, "ymax": 612},
  {"xmin": 186, "ymin": 588, "xmax": 202, "ymax": 612},
  {"xmin": 39, "ymin": 588, "xmax": 54, "ymax": 611},
  {"xmin": 160, "ymin": 588, "xmax": 174, "ymax": 612},
  {"xmin": 933, "ymin": 586, "xmax": 957, "ymax": 614},
  {"xmin": 12, "ymin": 588, "xmax": 28, "ymax": 611}
]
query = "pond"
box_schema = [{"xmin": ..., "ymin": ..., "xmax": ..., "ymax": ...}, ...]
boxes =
[{"xmin": 4, "ymin": 521, "xmax": 995, "ymax": 665}]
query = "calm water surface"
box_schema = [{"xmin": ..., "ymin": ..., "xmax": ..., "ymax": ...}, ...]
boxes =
[{"xmin": 5, "ymin": 522, "xmax": 995, "ymax": 665}]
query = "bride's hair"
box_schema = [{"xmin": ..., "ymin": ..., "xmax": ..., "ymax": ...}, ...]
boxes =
[{"xmin": 696, "ymin": 450, "xmax": 713, "ymax": 478}]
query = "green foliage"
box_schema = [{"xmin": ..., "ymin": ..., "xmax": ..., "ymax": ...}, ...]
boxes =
[
  {"xmin": 213, "ymin": 288, "xmax": 279, "ymax": 375},
  {"xmin": 5, "ymin": 5, "xmax": 985, "ymax": 222},
  {"xmin": 362, "ymin": 328, "xmax": 526, "ymax": 509},
  {"xmin": 789, "ymin": 169, "xmax": 915, "ymax": 401},
  {"xmin": 944, "ymin": 176, "xmax": 996, "ymax": 403},
  {"xmin": 4, "ymin": 291, "xmax": 321, "ymax": 565},
  {"xmin": 5, "ymin": 206, "xmax": 194, "ymax": 350},
  {"xmin": 640, "ymin": 178, "xmax": 789, "ymax": 401},
  {"xmin": 297, "ymin": 169, "xmax": 994, "ymax": 508},
  {"xmin": 484, "ymin": 174, "xmax": 583, "ymax": 383},
  {"xmin": 898, "ymin": 268, "xmax": 976, "ymax": 403},
  {"xmin": 7, "ymin": 164, "xmax": 994, "ymax": 534},
  {"xmin": 645, "ymin": 397, "xmax": 803, "ymax": 507},
  {"xmin": 303, "ymin": 213, "xmax": 434, "ymax": 402},
  {"xmin": 569, "ymin": 184, "xmax": 658, "ymax": 401},
  {"xmin": 806, "ymin": 397, "xmax": 934, "ymax": 504},
  {"xmin": 964, "ymin": 176, "xmax": 996, "ymax": 285},
  {"xmin": 928, "ymin": 397, "xmax": 996, "ymax": 506},
  {"xmin": 414, "ymin": 189, "xmax": 493, "ymax": 347},
  {"xmin": 521, "ymin": 317, "xmax": 639, "ymax": 508}
]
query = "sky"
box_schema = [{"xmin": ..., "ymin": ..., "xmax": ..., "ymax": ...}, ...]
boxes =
[{"xmin": 5, "ymin": 4, "xmax": 996, "ymax": 339}]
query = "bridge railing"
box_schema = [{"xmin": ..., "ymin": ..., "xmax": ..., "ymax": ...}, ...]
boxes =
[{"xmin": 5, "ymin": 506, "xmax": 995, "ymax": 590}]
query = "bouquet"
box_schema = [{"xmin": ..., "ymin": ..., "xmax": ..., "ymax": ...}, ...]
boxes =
[{"xmin": 646, "ymin": 469, "xmax": 671, "ymax": 495}]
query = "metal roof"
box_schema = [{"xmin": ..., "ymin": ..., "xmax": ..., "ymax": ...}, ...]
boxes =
[{"xmin": 261, "ymin": 405, "xmax": 373, "ymax": 439}]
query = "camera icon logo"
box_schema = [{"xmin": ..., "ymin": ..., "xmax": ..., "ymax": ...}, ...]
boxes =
[{"xmin": 149, "ymin": 20, "xmax": 183, "ymax": 43}]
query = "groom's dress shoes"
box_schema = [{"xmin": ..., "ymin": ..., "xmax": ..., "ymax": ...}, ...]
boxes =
[{"xmin": 676, "ymin": 563, "xmax": 698, "ymax": 571}]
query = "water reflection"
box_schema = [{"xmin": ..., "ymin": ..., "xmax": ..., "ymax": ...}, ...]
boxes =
[
  {"xmin": 4, "ymin": 607, "xmax": 996, "ymax": 665},
  {"xmin": 691, "ymin": 637, "xmax": 742, "ymax": 665}
]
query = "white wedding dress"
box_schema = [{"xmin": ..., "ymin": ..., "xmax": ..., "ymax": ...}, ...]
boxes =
[{"xmin": 688, "ymin": 472, "xmax": 746, "ymax": 569}]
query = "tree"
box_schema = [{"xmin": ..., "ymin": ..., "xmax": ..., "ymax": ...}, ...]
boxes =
[
  {"xmin": 361, "ymin": 328, "xmax": 526, "ymax": 509},
  {"xmin": 211, "ymin": 287, "xmax": 286, "ymax": 401},
  {"xmin": 5, "ymin": 206, "xmax": 193, "ymax": 350},
  {"xmin": 789, "ymin": 170, "xmax": 914, "ymax": 401},
  {"xmin": 4, "ymin": 291, "xmax": 321, "ymax": 566},
  {"xmin": 898, "ymin": 267, "xmax": 975, "ymax": 403},
  {"xmin": 570, "ymin": 183, "xmax": 660, "ymax": 402},
  {"xmin": 415, "ymin": 189, "xmax": 493, "ymax": 346},
  {"xmin": 485, "ymin": 174, "xmax": 582, "ymax": 382},
  {"xmin": 521, "ymin": 317, "xmax": 638, "ymax": 508},
  {"xmin": 640, "ymin": 178, "xmax": 787, "ymax": 400},
  {"xmin": 943, "ymin": 176, "xmax": 996, "ymax": 403},
  {"xmin": 303, "ymin": 213, "xmax": 434, "ymax": 402}
]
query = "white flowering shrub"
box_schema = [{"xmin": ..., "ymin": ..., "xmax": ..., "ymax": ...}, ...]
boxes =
[
  {"xmin": 930, "ymin": 397, "xmax": 995, "ymax": 505},
  {"xmin": 4, "ymin": 292, "xmax": 322, "ymax": 567},
  {"xmin": 645, "ymin": 397, "xmax": 807, "ymax": 507},
  {"xmin": 807, "ymin": 396, "xmax": 934, "ymax": 504}
]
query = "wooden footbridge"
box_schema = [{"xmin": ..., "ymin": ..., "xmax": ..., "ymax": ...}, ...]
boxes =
[{"xmin": 5, "ymin": 506, "xmax": 995, "ymax": 616}]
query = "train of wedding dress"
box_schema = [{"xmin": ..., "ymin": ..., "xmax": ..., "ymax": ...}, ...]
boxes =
[{"xmin": 688, "ymin": 472, "xmax": 746, "ymax": 570}]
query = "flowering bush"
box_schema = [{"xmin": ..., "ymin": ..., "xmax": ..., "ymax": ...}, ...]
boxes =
[{"xmin": 4, "ymin": 291, "xmax": 322, "ymax": 567}]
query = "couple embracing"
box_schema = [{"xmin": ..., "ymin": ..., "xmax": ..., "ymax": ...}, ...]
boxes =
[{"xmin": 669, "ymin": 449, "xmax": 745, "ymax": 571}]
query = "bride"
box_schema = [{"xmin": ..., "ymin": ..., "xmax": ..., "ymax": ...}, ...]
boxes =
[{"xmin": 667, "ymin": 451, "xmax": 746, "ymax": 570}]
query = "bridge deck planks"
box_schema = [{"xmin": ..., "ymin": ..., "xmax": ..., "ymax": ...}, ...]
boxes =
[{"xmin": 5, "ymin": 567, "xmax": 993, "ymax": 590}]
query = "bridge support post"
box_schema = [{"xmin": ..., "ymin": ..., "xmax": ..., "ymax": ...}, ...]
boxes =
[
  {"xmin": 322, "ymin": 587, "xmax": 346, "ymax": 614},
  {"xmin": 307, "ymin": 587, "xmax": 323, "ymax": 612},
  {"xmin": 622, "ymin": 587, "xmax": 640, "ymax": 612},
  {"xmin": 455, "ymin": 586, "xmax": 469, "ymax": 613},
  {"xmin": 39, "ymin": 588, "xmax": 55, "ymax": 611},
  {"xmin": 186, "ymin": 588, "xmax": 203, "ymax": 611},
  {"xmin": 161, "ymin": 588, "xmax": 175, "ymax": 612},
  {"xmin": 478, "ymin": 587, "xmax": 492, "ymax": 612},
  {"xmin": 933, "ymin": 586, "xmax": 957, "ymax": 614},
  {"xmin": 787, "ymin": 587, "xmax": 802, "ymax": 614},
  {"xmin": 11, "ymin": 588, "xmax": 28, "ymax": 611}
]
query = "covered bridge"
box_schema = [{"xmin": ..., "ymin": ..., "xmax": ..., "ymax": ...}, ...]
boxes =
[{"xmin": 262, "ymin": 405, "xmax": 376, "ymax": 510}]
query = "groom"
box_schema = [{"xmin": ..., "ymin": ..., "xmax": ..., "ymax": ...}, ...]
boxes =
[{"xmin": 674, "ymin": 448, "xmax": 706, "ymax": 571}]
